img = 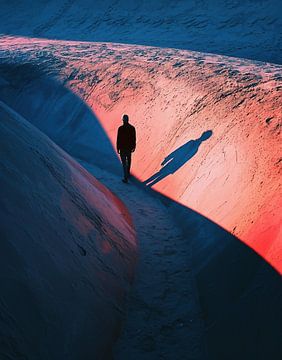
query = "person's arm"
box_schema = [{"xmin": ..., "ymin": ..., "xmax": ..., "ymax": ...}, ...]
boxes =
[
  {"xmin": 117, "ymin": 127, "xmax": 121, "ymax": 153},
  {"xmin": 132, "ymin": 127, "xmax": 136, "ymax": 152}
]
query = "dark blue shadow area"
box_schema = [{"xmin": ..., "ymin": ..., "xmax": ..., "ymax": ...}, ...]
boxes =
[
  {"xmin": 133, "ymin": 181, "xmax": 282, "ymax": 360},
  {"xmin": 0, "ymin": 62, "xmax": 121, "ymax": 175},
  {"xmin": 144, "ymin": 130, "xmax": 212, "ymax": 187},
  {"xmin": 0, "ymin": 61, "xmax": 281, "ymax": 359},
  {"xmin": 172, "ymin": 200, "xmax": 282, "ymax": 360},
  {"xmin": 1, "ymin": 0, "xmax": 282, "ymax": 64}
]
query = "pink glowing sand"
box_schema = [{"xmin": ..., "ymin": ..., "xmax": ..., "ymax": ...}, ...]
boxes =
[{"xmin": 0, "ymin": 35, "xmax": 281, "ymax": 273}]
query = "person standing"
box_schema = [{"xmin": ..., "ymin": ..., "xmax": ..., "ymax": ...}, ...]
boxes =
[{"xmin": 116, "ymin": 114, "xmax": 136, "ymax": 183}]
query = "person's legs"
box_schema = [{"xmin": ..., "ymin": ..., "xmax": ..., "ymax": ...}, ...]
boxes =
[
  {"xmin": 127, "ymin": 152, "xmax": 132, "ymax": 177},
  {"xmin": 120, "ymin": 151, "xmax": 128, "ymax": 181}
]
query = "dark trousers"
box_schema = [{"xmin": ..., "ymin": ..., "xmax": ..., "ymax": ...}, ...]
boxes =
[{"xmin": 120, "ymin": 150, "xmax": 132, "ymax": 180}]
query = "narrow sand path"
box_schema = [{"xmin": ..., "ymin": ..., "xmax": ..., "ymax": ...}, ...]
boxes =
[{"xmin": 82, "ymin": 162, "xmax": 207, "ymax": 360}]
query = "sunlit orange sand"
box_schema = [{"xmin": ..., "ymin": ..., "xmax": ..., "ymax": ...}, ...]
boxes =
[{"xmin": 1, "ymin": 35, "xmax": 280, "ymax": 272}]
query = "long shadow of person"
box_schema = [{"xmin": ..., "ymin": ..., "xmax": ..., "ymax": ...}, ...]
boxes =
[{"xmin": 144, "ymin": 130, "xmax": 213, "ymax": 187}]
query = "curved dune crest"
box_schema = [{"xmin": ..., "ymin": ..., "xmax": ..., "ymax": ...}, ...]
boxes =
[
  {"xmin": 0, "ymin": 36, "xmax": 281, "ymax": 273},
  {"xmin": 0, "ymin": 36, "xmax": 281, "ymax": 358}
]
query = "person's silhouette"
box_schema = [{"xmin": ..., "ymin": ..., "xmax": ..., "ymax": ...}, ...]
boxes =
[
  {"xmin": 144, "ymin": 130, "xmax": 212, "ymax": 187},
  {"xmin": 117, "ymin": 114, "xmax": 136, "ymax": 183}
]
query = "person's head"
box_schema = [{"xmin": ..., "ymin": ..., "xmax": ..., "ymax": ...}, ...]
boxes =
[{"xmin": 122, "ymin": 114, "xmax": 129, "ymax": 124}]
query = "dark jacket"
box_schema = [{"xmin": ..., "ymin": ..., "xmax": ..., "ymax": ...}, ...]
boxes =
[{"xmin": 117, "ymin": 123, "xmax": 136, "ymax": 152}]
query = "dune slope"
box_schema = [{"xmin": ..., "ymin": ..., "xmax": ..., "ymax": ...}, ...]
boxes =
[
  {"xmin": 0, "ymin": 36, "xmax": 281, "ymax": 359},
  {"xmin": 0, "ymin": 100, "xmax": 136, "ymax": 360}
]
